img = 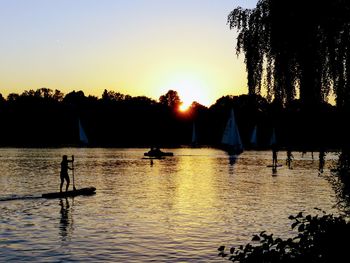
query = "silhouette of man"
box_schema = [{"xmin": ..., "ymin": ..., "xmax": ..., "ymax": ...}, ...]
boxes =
[
  {"xmin": 272, "ymin": 144, "xmax": 278, "ymax": 168},
  {"xmin": 286, "ymin": 149, "xmax": 294, "ymax": 169},
  {"xmin": 60, "ymin": 155, "xmax": 74, "ymax": 192},
  {"xmin": 319, "ymin": 150, "xmax": 326, "ymax": 174}
]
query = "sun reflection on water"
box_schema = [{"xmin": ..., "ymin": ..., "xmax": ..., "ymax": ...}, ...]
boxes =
[{"xmin": 0, "ymin": 148, "xmax": 340, "ymax": 262}]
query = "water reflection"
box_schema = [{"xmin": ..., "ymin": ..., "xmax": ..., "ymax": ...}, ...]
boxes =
[
  {"xmin": 319, "ymin": 150, "xmax": 326, "ymax": 174},
  {"xmin": 272, "ymin": 167, "xmax": 278, "ymax": 176},
  {"xmin": 0, "ymin": 148, "xmax": 341, "ymax": 262},
  {"xmin": 59, "ymin": 198, "xmax": 73, "ymax": 241},
  {"xmin": 229, "ymin": 155, "xmax": 237, "ymax": 166},
  {"xmin": 228, "ymin": 155, "xmax": 237, "ymax": 176}
]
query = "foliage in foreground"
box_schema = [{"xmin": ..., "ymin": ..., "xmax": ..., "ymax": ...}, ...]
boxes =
[
  {"xmin": 218, "ymin": 211, "xmax": 350, "ymax": 263},
  {"xmin": 328, "ymin": 150, "xmax": 350, "ymax": 215}
]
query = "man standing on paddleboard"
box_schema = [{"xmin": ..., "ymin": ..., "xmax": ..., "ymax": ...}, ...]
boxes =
[{"xmin": 60, "ymin": 155, "xmax": 74, "ymax": 192}]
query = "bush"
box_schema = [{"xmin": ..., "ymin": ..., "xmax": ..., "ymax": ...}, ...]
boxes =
[
  {"xmin": 328, "ymin": 150, "xmax": 350, "ymax": 215},
  {"xmin": 218, "ymin": 210, "xmax": 350, "ymax": 262}
]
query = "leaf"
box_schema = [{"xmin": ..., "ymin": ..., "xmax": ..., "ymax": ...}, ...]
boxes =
[
  {"xmin": 244, "ymin": 243, "xmax": 252, "ymax": 251},
  {"xmin": 229, "ymin": 255, "xmax": 235, "ymax": 261},
  {"xmin": 292, "ymin": 222, "xmax": 299, "ymax": 229},
  {"xmin": 252, "ymin": 234, "xmax": 260, "ymax": 241},
  {"xmin": 218, "ymin": 252, "xmax": 228, "ymax": 257},
  {"xmin": 298, "ymin": 223, "xmax": 305, "ymax": 232},
  {"xmin": 276, "ymin": 241, "xmax": 285, "ymax": 250},
  {"xmin": 218, "ymin": 246, "xmax": 225, "ymax": 251},
  {"xmin": 275, "ymin": 238, "xmax": 283, "ymax": 244}
]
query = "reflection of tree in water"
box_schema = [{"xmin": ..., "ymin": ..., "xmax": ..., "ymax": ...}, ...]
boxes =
[
  {"xmin": 59, "ymin": 198, "xmax": 74, "ymax": 241},
  {"xmin": 272, "ymin": 167, "xmax": 278, "ymax": 176}
]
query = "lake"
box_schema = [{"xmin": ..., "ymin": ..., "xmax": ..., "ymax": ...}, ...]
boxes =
[{"xmin": 0, "ymin": 148, "xmax": 340, "ymax": 262}]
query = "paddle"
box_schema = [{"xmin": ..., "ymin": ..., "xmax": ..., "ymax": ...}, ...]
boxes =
[{"xmin": 72, "ymin": 155, "xmax": 76, "ymax": 191}]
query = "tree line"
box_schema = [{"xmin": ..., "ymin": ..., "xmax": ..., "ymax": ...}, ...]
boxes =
[{"xmin": 0, "ymin": 87, "xmax": 344, "ymax": 149}]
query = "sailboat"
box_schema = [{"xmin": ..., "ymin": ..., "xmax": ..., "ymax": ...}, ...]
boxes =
[
  {"xmin": 250, "ymin": 125, "xmax": 258, "ymax": 147},
  {"xmin": 221, "ymin": 109, "xmax": 243, "ymax": 155},
  {"xmin": 270, "ymin": 128, "xmax": 277, "ymax": 146},
  {"xmin": 79, "ymin": 119, "xmax": 89, "ymax": 145},
  {"xmin": 191, "ymin": 122, "xmax": 198, "ymax": 147}
]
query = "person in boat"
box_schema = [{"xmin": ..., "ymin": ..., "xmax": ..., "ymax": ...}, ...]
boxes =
[
  {"xmin": 154, "ymin": 147, "xmax": 162, "ymax": 155},
  {"xmin": 148, "ymin": 146, "xmax": 162, "ymax": 156},
  {"xmin": 60, "ymin": 155, "xmax": 74, "ymax": 193}
]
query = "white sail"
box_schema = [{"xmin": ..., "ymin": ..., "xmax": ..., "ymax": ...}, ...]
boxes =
[
  {"xmin": 191, "ymin": 122, "xmax": 197, "ymax": 146},
  {"xmin": 250, "ymin": 125, "xmax": 257, "ymax": 146},
  {"xmin": 221, "ymin": 109, "xmax": 243, "ymax": 153},
  {"xmin": 79, "ymin": 119, "xmax": 89, "ymax": 145},
  {"xmin": 270, "ymin": 128, "xmax": 277, "ymax": 146}
]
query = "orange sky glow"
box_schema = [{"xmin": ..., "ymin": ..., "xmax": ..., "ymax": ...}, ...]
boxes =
[{"xmin": 0, "ymin": 0, "xmax": 258, "ymax": 107}]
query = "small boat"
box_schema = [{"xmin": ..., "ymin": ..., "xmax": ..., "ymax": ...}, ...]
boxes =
[
  {"xmin": 42, "ymin": 187, "xmax": 96, "ymax": 199},
  {"xmin": 144, "ymin": 148, "xmax": 173, "ymax": 158}
]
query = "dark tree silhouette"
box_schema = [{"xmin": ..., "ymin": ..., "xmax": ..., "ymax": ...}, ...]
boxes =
[
  {"xmin": 228, "ymin": 0, "xmax": 350, "ymax": 108},
  {"xmin": 53, "ymin": 89, "xmax": 64, "ymax": 102},
  {"xmin": 159, "ymin": 90, "xmax": 182, "ymax": 109},
  {"xmin": 63, "ymin": 90, "xmax": 87, "ymax": 105},
  {"xmin": 102, "ymin": 89, "xmax": 127, "ymax": 102},
  {"xmin": 7, "ymin": 93, "xmax": 20, "ymax": 102},
  {"xmin": 0, "ymin": 87, "xmax": 341, "ymax": 149},
  {"xmin": 0, "ymin": 93, "xmax": 5, "ymax": 104}
]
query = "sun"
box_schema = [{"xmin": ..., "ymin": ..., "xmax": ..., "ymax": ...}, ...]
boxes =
[
  {"xmin": 179, "ymin": 102, "xmax": 190, "ymax": 112},
  {"xmin": 160, "ymin": 75, "xmax": 211, "ymax": 110}
]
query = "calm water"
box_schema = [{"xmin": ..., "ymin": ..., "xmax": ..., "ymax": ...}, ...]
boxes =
[{"xmin": 0, "ymin": 148, "xmax": 339, "ymax": 262}]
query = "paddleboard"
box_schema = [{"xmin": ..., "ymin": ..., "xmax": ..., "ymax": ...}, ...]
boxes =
[{"xmin": 42, "ymin": 187, "xmax": 96, "ymax": 199}]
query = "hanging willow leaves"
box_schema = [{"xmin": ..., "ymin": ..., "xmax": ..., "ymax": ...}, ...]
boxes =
[{"xmin": 228, "ymin": 0, "xmax": 350, "ymax": 108}]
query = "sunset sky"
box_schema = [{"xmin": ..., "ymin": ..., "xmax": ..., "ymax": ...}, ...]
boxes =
[{"xmin": 0, "ymin": 0, "xmax": 258, "ymax": 107}]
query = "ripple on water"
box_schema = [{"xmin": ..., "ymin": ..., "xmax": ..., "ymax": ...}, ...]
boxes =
[{"xmin": 0, "ymin": 148, "xmax": 340, "ymax": 262}]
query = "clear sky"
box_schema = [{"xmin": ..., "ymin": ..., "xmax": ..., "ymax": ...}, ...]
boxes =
[{"xmin": 0, "ymin": 0, "xmax": 258, "ymax": 107}]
